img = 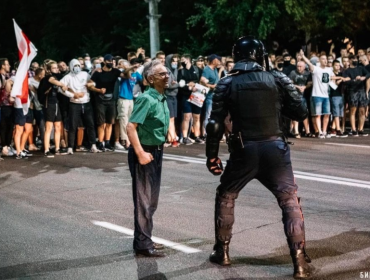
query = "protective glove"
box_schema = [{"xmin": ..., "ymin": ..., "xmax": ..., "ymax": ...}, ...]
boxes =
[{"xmin": 206, "ymin": 157, "xmax": 224, "ymax": 176}]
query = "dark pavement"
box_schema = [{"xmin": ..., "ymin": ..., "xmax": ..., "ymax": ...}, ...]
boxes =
[{"xmin": 1, "ymin": 135, "xmax": 370, "ymax": 280}]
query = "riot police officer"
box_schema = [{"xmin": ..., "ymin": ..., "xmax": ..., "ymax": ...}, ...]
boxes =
[{"xmin": 205, "ymin": 36, "xmax": 312, "ymax": 279}]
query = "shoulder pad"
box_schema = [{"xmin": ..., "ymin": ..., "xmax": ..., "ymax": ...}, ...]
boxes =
[
  {"xmin": 270, "ymin": 69, "xmax": 286, "ymax": 79},
  {"xmin": 218, "ymin": 75, "xmax": 233, "ymax": 84}
]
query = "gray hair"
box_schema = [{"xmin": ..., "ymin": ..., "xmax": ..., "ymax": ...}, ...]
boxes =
[{"xmin": 143, "ymin": 59, "xmax": 162, "ymax": 82}]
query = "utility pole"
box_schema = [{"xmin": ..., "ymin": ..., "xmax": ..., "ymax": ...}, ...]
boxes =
[{"xmin": 145, "ymin": 0, "xmax": 161, "ymax": 58}]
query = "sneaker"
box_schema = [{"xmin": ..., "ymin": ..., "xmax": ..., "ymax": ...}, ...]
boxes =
[
  {"xmin": 76, "ymin": 146, "xmax": 89, "ymax": 152},
  {"xmin": 182, "ymin": 137, "xmax": 193, "ymax": 145},
  {"xmin": 55, "ymin": 149, "xmax": 67, "ymax": 156},
  {"xmin": 164, "ymin": 142, "xmax": 172, "ymax": 148},
  {"xmin": 16, "ymin": 151, "xmax": 28, "ymax": 159},
  {"xmin": 114, "ymin": 142, "xmax": 125, "ymax": 150},
  {"xmin": 292, "ymin": 133, "xmax": 301, "ymax": 139},
  {"xmin": 194, "ymin": 137, "xmax": 205, "ymax": 144},
  {"xmin": 188, "ymin": 137, "xmax": 195, "ymax": 143},
  {"xmin": 67, "ymin": 148, "xmax": 74, "ymax": 155},
  {"xmin": 90, "ymin": 144, "xmax": 101, "ymax": 153},
  {"xmin": 302, "ymin": 132, "xmax": 312, "ymax": 137},
  {"xmin": 97, "ymin": 141, "xmax": 105, "ymax": 152},
  {"xmin": 336, "ymin": 130, "xmax": 348, "ymax": 138},
  {"xmin": 330, "ymin": 130, "xmax": 337, "ymax": 136},
  {"xmin": 358, "ymin": 130, "xmax": 368, "ymax": 137},
  {"xmin": 44, "ymin": 150, "xmax": 54, "ymax": 158},
  {"xmin": 324, "ymin": 132, "xmax": 331, "ymax": 139},
  {"xmin": 2, "ymin": 146, "xmax": 14, "ymax": 157},
  {"xmin": 104, "ymin": 141, "xmax": 114, "ymax": 152},
  {"xmin": 9, "ymin": 146, "xmax": 17, "ymax": 154},
  {"xmin": 318, "ymin": 133, "xmax": 325, "ymax": 139},
  {"xmin": 22, "ymin": 149, "xmax": 33, "ymax": 157},
  {"xmin": 171, "ymin": 141, "xmax": 180, "ymax": 148},
  {"xmin": 352, "ymin": 130, "xmax": 359, "ymax": 137}
]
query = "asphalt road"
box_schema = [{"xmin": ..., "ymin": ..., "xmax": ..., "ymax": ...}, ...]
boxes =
[{"xmin": 1, "ymin": 135, "xmax": 370, "ymax": 280}]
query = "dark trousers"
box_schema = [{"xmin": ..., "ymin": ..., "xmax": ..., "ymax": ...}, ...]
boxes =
[
  {"xmin": 128, "ymin": 146, "xmax": 163, "ymax": 250},
  {"xmin": 0, "ymin": 106, "xmax": 14, "ymax": 146},
  {"xmin": 34, "ymin": 109, "xmax": 45, "ymax": 144},
  {"xmin": 215, "ymin": 139, "xmax": 305, "ymax": 250},
  {"xmin": 68, "ymin": 102, "xmax": 96, "ymax": 148}
]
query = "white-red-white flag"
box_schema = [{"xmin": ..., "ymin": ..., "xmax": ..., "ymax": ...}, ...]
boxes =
[{"xmin": 10, "ymin": 19, "xmax": 37, "ymax": 115}]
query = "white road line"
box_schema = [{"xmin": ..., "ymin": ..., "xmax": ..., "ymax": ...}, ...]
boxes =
[
  {"xmin": 325, "ymin": 143, "xmax": 370, "ymax": 149},
  {"xmin": 92, "ymin": 221, "xmax": 201, "ymax": 254},
  {"xmin": 115, "ymin": 150, "xmax": 370, "ymax": 189}
]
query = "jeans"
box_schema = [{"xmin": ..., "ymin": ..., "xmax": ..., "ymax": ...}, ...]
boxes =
[
  {"xmin": 128, "ymin": 146, "xmax": 163, "ymax": 250},
  {"xmin": 203, "ymin": 92, "xmax": 213, "ymax": 135}
]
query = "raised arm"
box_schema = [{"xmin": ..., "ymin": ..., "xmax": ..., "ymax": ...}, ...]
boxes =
[{"xmin": 299, "ymin": 49, "xmax": 314, "ymax": 73}]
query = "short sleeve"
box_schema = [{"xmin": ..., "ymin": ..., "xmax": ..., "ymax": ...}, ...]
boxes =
[{"xmin": 129, "ymin": 95, "xmax": 151, "ymax": 124}]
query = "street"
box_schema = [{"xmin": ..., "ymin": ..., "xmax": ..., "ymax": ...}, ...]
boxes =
[{"xmin": 1, "ymin": 136, "xmax": 370, "ymax": 280}]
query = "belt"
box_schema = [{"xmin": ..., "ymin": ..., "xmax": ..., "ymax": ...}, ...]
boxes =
[
  {"xmin": 141, "ymin": 144, "xmax": 163, "ymax": 151},
  {"xmin": 240, "ymin": 135, "xmax": 283, "ymax": 141}
]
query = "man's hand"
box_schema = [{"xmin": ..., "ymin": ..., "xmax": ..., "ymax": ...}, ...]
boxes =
[
  {"xmin": 100, "ymin": 88, "xmax": 106, "ymax": 94},
  {"xmin": 299, "ymin": 49, "xmax": 305, "ymax": 57},
  {"xmin": 74, "ymin": 92, "xmax": 85, "ymax": 99},
  {"xmin": 206, "ymin": 157, "xmax": 224, "ymax": 175},
  {"xmin": 137, "ymin": 150, "xmax": 153, "ymax": 165}
]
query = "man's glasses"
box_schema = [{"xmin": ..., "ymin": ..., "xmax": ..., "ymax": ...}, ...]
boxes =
[{"xmin": 154, "ymin": 72, "xmax": 169, "ymax": 78}]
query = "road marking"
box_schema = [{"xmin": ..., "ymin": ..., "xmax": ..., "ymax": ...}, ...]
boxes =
[
  {"xmin": 324, "ymin": 143, "xmax": 370, "ymax": 149},
  {"xmin": 92, "ymin": 221, "xmax": 201, "ymax": 254},
  {"xmin": 115, "ymin": 150, "xmax": 370, "ymax": 189}
]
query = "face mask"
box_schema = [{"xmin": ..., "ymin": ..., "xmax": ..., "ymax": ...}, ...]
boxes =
[
  {"xmin": 181, "ymin": 62, "xmax": 186, "ymax": 68},
  {"xmin": 352, "ymin": 61, "xmax": 358, "ymax": 66},
  {"xmin": 84, "ymin": 61, "xmax": 92, "ymax": 70},
  {"xmin": 171, "ymin": 63, "xmax": 177, "ymax": 69},
  {"xmin": 73, "ymin": 66, "xmax": 81, "ymax": 74},
  {"xmin": 95, "ymin": 63, "xmax": 101, "ymax": 69},
  {"xmin": 105, "ymin": 62, "xmax": 113, "ymax": 69},
  {"xmin": 277, "ymin": 63, "xmax": 284, "ymax": 68}
]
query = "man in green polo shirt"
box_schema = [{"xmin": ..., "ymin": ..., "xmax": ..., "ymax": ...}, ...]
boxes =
[{"xmin": 127, "ymin": 60, "xmax": 170, "ymax": 258}]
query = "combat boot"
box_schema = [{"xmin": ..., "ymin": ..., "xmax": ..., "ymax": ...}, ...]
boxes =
[
  {"xmin": 290, "ymin": 249, "xmax": 312, "ymax": 279},
  {"xmin": 209, "ymin": 240, "xmax": 231, "ymax": 266}
]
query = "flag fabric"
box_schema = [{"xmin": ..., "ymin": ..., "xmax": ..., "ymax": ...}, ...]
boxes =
[{"xmin": 10, "ymin": 19, "xmax": 37, "ymax": 115}]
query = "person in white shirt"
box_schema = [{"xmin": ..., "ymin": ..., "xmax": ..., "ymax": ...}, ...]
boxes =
[
  {"xmin": 300, "ymin": 50, "xmax": 338, "ymax": 138},
  {"xmin": 60, "ymin": 59, "xmax": 99, "ymax": 154}
]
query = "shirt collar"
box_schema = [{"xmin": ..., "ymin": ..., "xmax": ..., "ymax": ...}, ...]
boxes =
[{"xmin": 148, "ymin": 87, "xmax": 167, "ymax": 101}]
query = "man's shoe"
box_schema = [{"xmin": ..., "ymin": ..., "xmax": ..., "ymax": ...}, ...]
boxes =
[
  {"xmin": 352, "ymin": 130, "xmax": 359, "ymax": 137},
  {"xmin": 209, "ymin": 241, "xmax": 231, "ymax": 266},
  {"xmin": 153, "ymin": 243, "xmax": 165, "ymax": 250},
  {"xmin": 97, "ymin": 141, "xmax": 105, "ymax": 152},
  {"xmin": 104, "ymin": 141, "xmax": 114, "ymax": 152},
  {"xmin": 16, "ymin": 151, "xmax": 28, "ymax": 160},
  {"xmin": 318, "ymin": 133, "xmax": 325, "ymax": 139},
  {"xmin": 358, "ymin": 130, "xmax": 368, "ymax": 137},
  {"xmin": 55, "ymin": 149, "xmax": 67, "ymax": 156},
  {"xmin": 135, "ymin": 249, "xmax": 165, "ymax": 258},
  {"xmin": 2, "ymin": 146, "xmax": 14, "ymax": 157},
  {"xmin": 194, "ymin": 137, "xmax": 205, "ymax": 144},
  {"xmin": 44, "ymin": 150, "xmax": 54, "ymax": 158},
  {"xmin": 182, "ymin": 137, "xmax": 193, "ymax": 145},
  {"xmin": 290, "ymin": 249, "xmax": 312, "ymax": 279},
  {"xmin": 114, "ymin": 142, "xmax": 125, "ymax": 150},
  {"xmin": 324, "ymin": 132, "xmax": 331, "ymax": 139},
  {"xmin": 22, "ymin": 149, "xmax": 33, "ymax": 157},
  {"xmin": 90, "ymin": 144, "xmax": 101, "ymax": 153},
  {"xmin": 336, "ymin": 130, "xmax": 348, "ymax": 138}
]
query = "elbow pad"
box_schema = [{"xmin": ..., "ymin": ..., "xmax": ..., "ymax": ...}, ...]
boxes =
[{"xmin": 206, "ymin": 119, "xmax": 225, "ymax": 158}]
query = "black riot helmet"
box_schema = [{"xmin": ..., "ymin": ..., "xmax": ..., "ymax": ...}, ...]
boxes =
[{"xmin": 232, "ymin": 36, "xmax": 269, "ymax": 70}]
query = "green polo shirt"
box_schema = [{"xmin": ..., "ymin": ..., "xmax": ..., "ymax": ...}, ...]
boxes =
[{"xmin": 129, "ymin": 87, "xmax": 170, "ymax": 145}]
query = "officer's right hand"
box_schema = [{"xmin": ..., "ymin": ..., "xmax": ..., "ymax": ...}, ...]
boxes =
[
  {"xmin": 207, "ymin": 157, "xmax": 224, "ymax": 176},
  {"xmin": 138, "ymin": 151, "xmax": 154, "ymax": 165}
]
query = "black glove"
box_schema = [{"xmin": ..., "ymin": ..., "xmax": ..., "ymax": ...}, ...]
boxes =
[{"xmin": 206, "ymin": 157, "xmax": 224, "ymax": 176}]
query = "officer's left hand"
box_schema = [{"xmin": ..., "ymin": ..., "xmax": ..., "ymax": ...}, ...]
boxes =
[{"xmin": 207, "ymin": 158, "xmax": 224, "ymax": 176}]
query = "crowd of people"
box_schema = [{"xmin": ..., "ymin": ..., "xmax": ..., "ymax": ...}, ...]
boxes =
[{"xmin": 0, "ymin": 44, "xmax": 369, "ymax": 161}]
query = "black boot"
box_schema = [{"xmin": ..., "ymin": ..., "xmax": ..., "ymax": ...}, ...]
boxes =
[
  {"xmin": 209, "ymin": 241, "xmax": 231, "ymax": 266},
  {"xmin": 290, "ymin": 249, "xmax": 312, "ymax": 279}
]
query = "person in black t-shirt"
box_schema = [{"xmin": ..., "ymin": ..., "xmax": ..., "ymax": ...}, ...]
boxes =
[
  {"xmin": 342, "ymin": 54, "xmax": 369, "ymax": 136},
  {"xmin": 41, "ymin": 61, "xmax": 68, "ymax": 157},
  {"xmin": 88, "ymin": 54, "xmax": 122, "ymax": 151}
]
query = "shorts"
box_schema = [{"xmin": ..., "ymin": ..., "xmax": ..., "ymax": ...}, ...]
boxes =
[
  {"xmin": 166, "ymin": 96, "xmax": 177, "ymax": 118},
  {"xmin": 14, "ymin": 108, "xmax": 33, "ymax": 126},
  {"xmin": 348, "ymin": 89, "xmax": 368, "ymax": 108},
  {"xmin": 44, "ymin": 103, "xmax": 62, "ymax": 123},
  {"xmin": 330, "ymin": 96, "xmax": 344, "ymax": 117},
  {"xmin": 95, "ymin": 99, "xmax": 116, "ymax": 126},
  {"xmin": 182, "ymin": 95, "xmax": 202, "ymax": 115},
  {"xmin": 310, "ymin": 96, "xmax": 330, "ymax": 116}
]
